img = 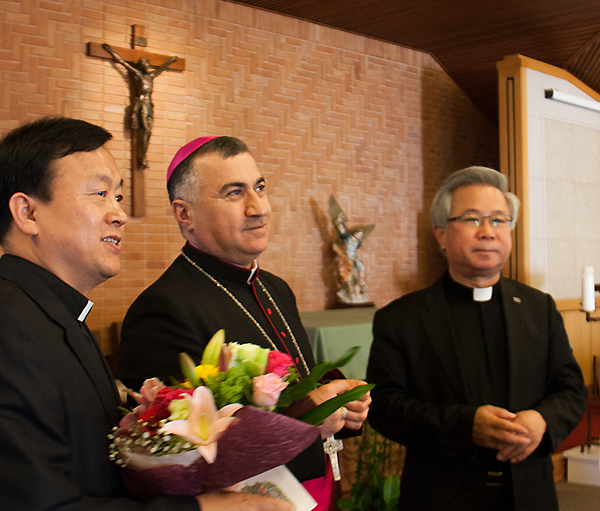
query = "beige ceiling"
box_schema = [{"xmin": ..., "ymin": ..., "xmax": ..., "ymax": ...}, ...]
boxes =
[{"xmin": 228, "ymin": 0, "xmax": 600, "ymax": 123}]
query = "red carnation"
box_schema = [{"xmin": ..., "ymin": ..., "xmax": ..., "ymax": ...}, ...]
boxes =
[{"xmin": 266, "ymin": 350, "xmax": 294, "ymax": 377}]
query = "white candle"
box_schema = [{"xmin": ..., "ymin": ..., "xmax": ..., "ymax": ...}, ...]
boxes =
[{"xmin": 582, "ymin": 266, "xmax": 596, "ymax": 312}]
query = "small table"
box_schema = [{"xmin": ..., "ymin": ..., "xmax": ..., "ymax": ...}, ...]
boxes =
[{"xmin": 300, "ymin": 308, "xmax": 377, "ymax": 380}]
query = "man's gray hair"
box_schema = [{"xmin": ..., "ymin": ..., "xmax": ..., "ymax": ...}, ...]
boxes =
[{"xmin": 430, "ymin": 166, "xmax": 520, "ymax": 229}]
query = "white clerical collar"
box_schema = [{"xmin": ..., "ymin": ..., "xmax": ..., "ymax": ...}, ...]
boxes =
[
  {"xmin": 473, "ymin": 287, "xmax": 493, "ymax": 302},
  {"xmin": 247, "ymin": 260, "xmax": 259, "ymax": 284},
  {"xmin": 77, "ymin": 300, "xmax": 94, "ymax": 322}
]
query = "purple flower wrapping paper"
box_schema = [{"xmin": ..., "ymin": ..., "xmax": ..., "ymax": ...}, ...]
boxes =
[{"xmin": 118, "ymin": 405, "xmax": 320, "ymax": 498}]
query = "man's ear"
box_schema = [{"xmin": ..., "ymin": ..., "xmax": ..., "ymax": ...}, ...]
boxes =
[
  {"xmin": 8, "ymin": 193, "xmax": 39, "ymax": 236},
  {"xmin": 433, "ymin": 225, "xmax": 447, "ymax": 252},
  {"xmin": 171, "ymin": 199, "xmax": 193, "ymax": 233}
]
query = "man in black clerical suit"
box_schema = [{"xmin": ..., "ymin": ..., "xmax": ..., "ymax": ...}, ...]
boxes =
[
  {"xmin": 118, "ymin": 136, "xmax": 371, "ymax": 511},
  {"xmin": 0, "ymin": 117, "xmax": 292, "ymax": 511},
  {"xmin": 367, "ymin": 166, "xmax": 587, "ymax": 511}
]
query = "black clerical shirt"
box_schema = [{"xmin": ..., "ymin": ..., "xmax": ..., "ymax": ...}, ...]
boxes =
[
  {"xmin": 443, "ymin": 272, "xmax": 509, "ymax": 409},
  {"xmin": 11, "ymin": 255, "xmax": 118, "ymax": 398}
]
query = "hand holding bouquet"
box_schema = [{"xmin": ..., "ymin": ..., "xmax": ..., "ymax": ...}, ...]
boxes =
[{"xmin": 110, "ymin": 330, "xmax": 373, "ymax": 498}]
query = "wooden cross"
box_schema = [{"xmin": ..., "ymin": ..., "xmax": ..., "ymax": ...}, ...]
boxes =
[{"xmin": 87, "ymin": 25, "xmax": 185, "ymax": 217}]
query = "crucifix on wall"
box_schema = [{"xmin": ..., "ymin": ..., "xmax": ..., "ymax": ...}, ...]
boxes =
[{"xmin": 87, "ymin": 25, "xmax": 185, "ymax": 216}]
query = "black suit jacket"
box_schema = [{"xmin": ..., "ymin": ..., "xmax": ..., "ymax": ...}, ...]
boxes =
[
  {"xmin": 0, "ymin": 255, "xmax": 198, "ymax": 510},
  {"xmin": 367, "ymin": 276, "xmax": 587, "ymax": 511}
]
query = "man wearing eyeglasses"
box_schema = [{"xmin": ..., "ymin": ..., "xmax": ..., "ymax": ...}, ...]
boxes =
[{"xmin": 367, "ymin": 166, "xmax": 586, "ymax": 511}]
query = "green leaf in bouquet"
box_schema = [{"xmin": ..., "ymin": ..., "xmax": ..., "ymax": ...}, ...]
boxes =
[
  {"xmin": 276, "ymin": 373, "xmax": 319, "ymax": 409},
  {"xmin": 276, "ymin": 346, "xmax": 362, "ymax": 409},
  {"xmin": 305, "ymin": 346, "xmax": 362, "ymax": 385},
  {"xmin": 118, "ymin": 405, "xmax": 132, "ymax": 416},
  {"xmin": 283, "ymin": 367, "xmax": 299, "ymax": 383},
  {"xmin": 179, "ymin": 352, "xmax": 200, "ymax": 388},
  {"xmin": 298, "ymin": 383, "xmax": 374, "ymax": 425}
]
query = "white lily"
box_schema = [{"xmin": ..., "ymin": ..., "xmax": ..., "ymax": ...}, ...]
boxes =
[{"xmin": 160, "ymin": 386, "xmax": 242, "ymax": 464}]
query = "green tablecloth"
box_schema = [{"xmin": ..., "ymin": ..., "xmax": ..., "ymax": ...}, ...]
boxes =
[{"xmin": 300, "ymin": 308, "xmax": 376, "ymax": 380}]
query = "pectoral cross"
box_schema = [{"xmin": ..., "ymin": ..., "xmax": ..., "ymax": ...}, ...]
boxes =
[
  {"xmin": 323, "ymin": 435, "xmax": 344, "ymax": 481},
  {"xmin": 87, "ymin": 25, "xmax": 185, "ymax": 217}
]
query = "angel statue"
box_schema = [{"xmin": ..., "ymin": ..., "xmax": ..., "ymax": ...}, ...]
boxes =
[{"xmin": 329, "ymin": 195, "xmax": 375, "ymax": 306}]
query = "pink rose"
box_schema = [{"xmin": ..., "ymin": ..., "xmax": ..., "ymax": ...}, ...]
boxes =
[
  {"xmin": 252, "ymin": 373, "xmax": 289, "ymax": 408},
  {"xmin": 266, "ymin": 350, "xmax": 294, "ymax": 377}
]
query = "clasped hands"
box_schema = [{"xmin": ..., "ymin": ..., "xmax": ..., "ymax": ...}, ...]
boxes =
[
  {"xmin": 308, "ymin": 379, "xmax": 371, "ymax": 439},
  {"xmin": 472, "ymin": 404, "xmax": 547, "ymax": 464}
]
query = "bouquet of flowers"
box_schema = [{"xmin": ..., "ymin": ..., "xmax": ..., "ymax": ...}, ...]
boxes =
[{"xmin": 110, "ymin": 329, "xmax": 373, "ymax": 498}]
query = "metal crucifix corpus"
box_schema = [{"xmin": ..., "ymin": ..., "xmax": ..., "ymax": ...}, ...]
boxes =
[
  {"xmin": 323, "ymin": 434, "xmax": 344, "ymax": 481},
  {"xmin": 102, "ymin": 43, "xmax": 177, "ymax": 170},
  {"xmin": 87, "ymin": 25, "xmax": 185, "ymax": 216}
]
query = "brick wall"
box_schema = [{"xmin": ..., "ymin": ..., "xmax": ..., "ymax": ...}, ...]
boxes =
[{"xmin": 0, "ymin": 0, "xmax": 498, "ymax": 352}]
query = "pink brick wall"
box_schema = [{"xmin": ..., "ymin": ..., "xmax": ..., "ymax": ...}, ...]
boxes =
[{"xmin": 0, "ymin": 0, "xmax": 498, "ymax": 352}]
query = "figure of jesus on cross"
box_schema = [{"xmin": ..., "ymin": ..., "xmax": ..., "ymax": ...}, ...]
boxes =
[{"xmin": 102, "ymin": 43, "xmax": 178, "ymax": 169}]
